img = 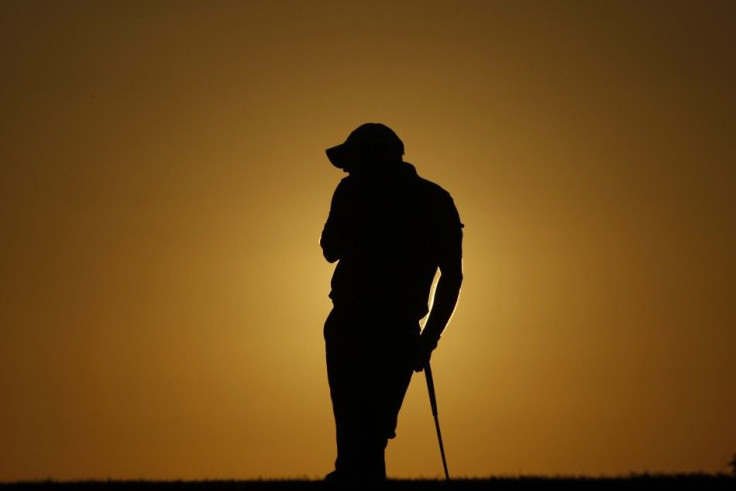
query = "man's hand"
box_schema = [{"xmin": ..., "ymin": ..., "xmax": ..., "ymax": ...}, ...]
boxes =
[{"xmin": 413, "ymin": 335, "xmax": 438, "ymax": 372}]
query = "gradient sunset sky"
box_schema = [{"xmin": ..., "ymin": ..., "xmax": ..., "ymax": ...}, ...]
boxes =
[{"xmin": 1, "ymin": 0, "xmax": 735, "ymax": 481}]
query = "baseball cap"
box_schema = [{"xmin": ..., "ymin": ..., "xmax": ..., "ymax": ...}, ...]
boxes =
[{"xmin": 326, "ymin": 123, "xmax": 404, "ymax": 169}]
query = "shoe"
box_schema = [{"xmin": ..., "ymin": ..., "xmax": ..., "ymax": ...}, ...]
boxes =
[{"xmin": 324, "ymin": 470, "xmax": 359, "ymax": 482}]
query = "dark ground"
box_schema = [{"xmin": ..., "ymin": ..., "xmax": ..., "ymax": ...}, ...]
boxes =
[{"xmin": 1, "ymin": 475, "xmax": 734, "ymax": 490}]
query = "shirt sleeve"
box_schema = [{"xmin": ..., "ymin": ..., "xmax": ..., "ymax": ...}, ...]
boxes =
[{"xmin": 437, "ymin": 192, "xmax": 464, "ymax": 275}]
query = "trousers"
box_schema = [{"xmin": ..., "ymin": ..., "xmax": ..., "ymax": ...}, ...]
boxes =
[{"xmin": 324, "ymin": 308, "xmax": 419, "ymax": 480}]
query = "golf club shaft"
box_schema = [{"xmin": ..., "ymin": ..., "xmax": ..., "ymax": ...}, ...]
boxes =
[{"xmin": 425, "ymin": 361, "xmax": 450, "ymax": 480}]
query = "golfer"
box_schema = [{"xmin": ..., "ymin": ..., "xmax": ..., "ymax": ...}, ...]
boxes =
[{"xmin": 320, "ymin": 123, "xmax": 464, "ymax": 481}]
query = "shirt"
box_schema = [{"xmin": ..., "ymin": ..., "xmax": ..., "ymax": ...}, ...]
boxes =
[{"xmin": 321, "ymin": 161, "xmax": 463, "ymax": 321}]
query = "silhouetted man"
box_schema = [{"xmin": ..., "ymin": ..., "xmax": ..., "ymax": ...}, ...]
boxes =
[{"xmin": 320, "ymin": 123, "xmax": 463, "ymax": 481}]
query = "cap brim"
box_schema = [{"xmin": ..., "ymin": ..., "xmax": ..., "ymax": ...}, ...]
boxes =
[{"xmin": 326, "ymin": 144, "xmax": 352, "ymax": 169}]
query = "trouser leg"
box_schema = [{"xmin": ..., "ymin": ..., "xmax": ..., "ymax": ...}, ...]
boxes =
[{"xmin": 325, "ymin": 309, "xmax": 417, "ymax": 480}]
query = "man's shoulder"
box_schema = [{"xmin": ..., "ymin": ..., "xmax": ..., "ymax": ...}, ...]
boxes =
[
  {"xmin": 415, "ymin": 174, "xmax": 451, "ymax": 194},
  {"xmin": 409, "ymin": 170, "xmax": 463, "ymax": 228},
  {"xmin": 411, "ymin": 172, "xmax": 456, "ymax": 206}
]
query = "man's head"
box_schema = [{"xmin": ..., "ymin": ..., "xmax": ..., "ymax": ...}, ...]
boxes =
[{"xmin": 326, "ymin": 123, "xmax": 404, "ymax": 173}]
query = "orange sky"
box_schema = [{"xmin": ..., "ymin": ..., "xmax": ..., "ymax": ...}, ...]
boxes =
[{"xmin": 1, "ymin": 0, "xmax": 735, "ymax": 481}]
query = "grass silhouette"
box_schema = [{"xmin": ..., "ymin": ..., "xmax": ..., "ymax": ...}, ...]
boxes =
[{"xmin": 1, "ymin": 474, "xmax": 734, "ymax": 490}]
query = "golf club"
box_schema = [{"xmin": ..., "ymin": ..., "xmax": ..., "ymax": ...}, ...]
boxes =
[{"xmin": 425, "ymin": 361, "xmax": 450, "ymax": 480}]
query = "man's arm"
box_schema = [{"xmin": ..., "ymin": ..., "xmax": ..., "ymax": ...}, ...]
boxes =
[
  {"xmin": 414, "ymin": 256, "xmax": 463, "ymax": 371},
  {"xmin": 421, "ymin": 258, "xmax": 463, "ymax": 345},
  {"xmin": 320, "ymin": 180, "xmax": 352, "ymax": 263},
  {"xmin": 320, "ymin": 218, "xmax": 342, "ymax": 263},
  {"xmin": 414, "ymin": 196, "xmax": 464, "ymax": 371}
]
